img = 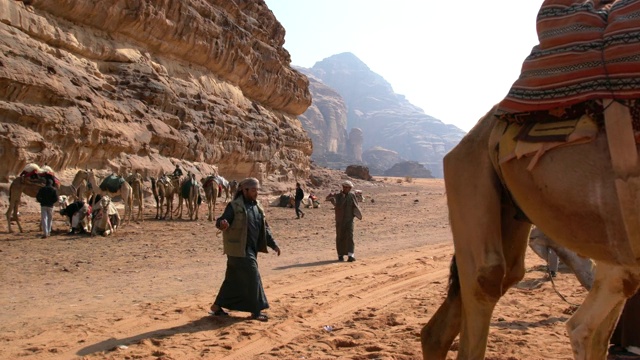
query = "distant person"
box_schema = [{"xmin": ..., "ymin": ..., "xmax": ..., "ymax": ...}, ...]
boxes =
[
  {"xmin": 610, "ymin": 290, "xmax": 640, "ymax": 357},
  {"xmin": 210, "ymin": 177, "xmax": 281, "ymax": 322},
  {"xmin": 333, "ymin": 180, "xmax": 361, "ymax": 262},
  {"xmin": 172, "ymin": 164, "xmax": 183, "ymax": 178},
  {"xmin": 35, "ymin": 179, "xmax": 58, "ymax": 238},
  {"xmin": 294, "ymin": 182, "xmax": 305, "ymax": 219}
]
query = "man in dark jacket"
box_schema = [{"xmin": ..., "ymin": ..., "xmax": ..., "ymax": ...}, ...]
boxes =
[
  {"xmin": 36, "ymin": 179, "xmax": 58, "ymax": 238},
  {"xmin": 210, "ymin": 177, "xmax": 281, "ymax": 322},
  {"xmin": 294, "ymin": 182, "xmax": 305, "ymax": 219}
]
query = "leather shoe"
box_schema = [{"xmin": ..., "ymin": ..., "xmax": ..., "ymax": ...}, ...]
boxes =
[
  {"xmin": 338, "ymin": 256, "xmax": 344, "ymax": 262},
  {"xmin": 347, "ymin": 256, "xmax": 356, "ymax": 262}
]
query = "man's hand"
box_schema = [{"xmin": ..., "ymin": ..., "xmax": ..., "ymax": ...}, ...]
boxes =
[
  {"xmin": 218, "ymin": 219, "xmax": 229, "ymax": 231},
  {"xmin": 273, "ymin": 246, "xmax": 281, "ymax": 256}
]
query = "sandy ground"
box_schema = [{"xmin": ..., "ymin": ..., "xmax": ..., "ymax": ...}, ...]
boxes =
[{"xmin": 0, "ymin": 174, "xmax": 591, "ymax": 360}]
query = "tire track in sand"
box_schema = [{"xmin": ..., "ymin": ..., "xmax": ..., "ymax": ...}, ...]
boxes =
[{"xmin": 216, "ymin": 244, "xmax": 452, "ymax": 359}]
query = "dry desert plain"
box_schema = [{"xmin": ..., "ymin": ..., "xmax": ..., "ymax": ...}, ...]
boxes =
[{"xmin": 0, "ymin": 173, "xmax": 589, "ymax": 359}]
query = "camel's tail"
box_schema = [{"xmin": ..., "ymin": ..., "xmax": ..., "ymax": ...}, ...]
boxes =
[{"xmin": 447, "ymin": 255, "xmax": 460, "ymax": 298}]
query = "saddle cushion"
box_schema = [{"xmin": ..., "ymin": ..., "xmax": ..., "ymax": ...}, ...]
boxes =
[
  {"xmin": 498, "ymin": 114, "xmax": 598, "ymax": 170},
  {"xmin": 498, "ymin": 0, "xmax": 640, "ymax": 115},
  {"xmin": 100, "ymin": 175, "xmax": 125, "ymax": 193}
]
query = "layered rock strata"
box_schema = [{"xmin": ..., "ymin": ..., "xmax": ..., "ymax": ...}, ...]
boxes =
[{"xmin": 0, "ymin": 0, "xmax": 312, "ymax": 183}]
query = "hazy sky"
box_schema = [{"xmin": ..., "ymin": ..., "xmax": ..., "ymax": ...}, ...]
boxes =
[{"xmin": 265, "ymin": 0, "xmax": 545, "ymax": 132}]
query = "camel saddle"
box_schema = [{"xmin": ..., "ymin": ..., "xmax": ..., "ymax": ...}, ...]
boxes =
[
  {"xmin": 100, "ymin": 175, "xmax": 125, "ymax": 193},
  {"xmin": 202, "ymin": 175, "xmax": 216, "ymax": 188},
  {"xmin": 180, "ymin": 179, "xmax": 197, "ymax": 199},
  {"xmin": 494, "ymin": 0, "xmax": 640, "ymax": 260}
]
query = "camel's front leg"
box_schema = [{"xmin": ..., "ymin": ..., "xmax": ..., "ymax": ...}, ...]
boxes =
[
  {"xmin": 566, "ymin": 263, "xmax": 640, "ymax": 360},
  {"xmin": 103, "ymin": 217, "xmax": 113, "ymax": 236}
]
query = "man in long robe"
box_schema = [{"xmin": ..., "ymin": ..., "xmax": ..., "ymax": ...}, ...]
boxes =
[
  {"xmin": 211, "ymin": 177, "xmax": 281, "ymax": 321},
  {"xmin": 333, "ymin": 180, "xmax": 361, "ymax": 262}
]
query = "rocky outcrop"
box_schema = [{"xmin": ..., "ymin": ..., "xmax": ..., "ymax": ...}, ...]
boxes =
[
  {"xmin": 345, "ymin": 165, "xmax": 372, "ymax": 181},
  {"xmin": 304, "ymin": 52, "xmax": 466, "ymax": 178},
  {"xmin": 347, "ymin": 128, "xmax": 363, "ymax": 162},
  {"xmin": 0, "ymin": 0, "xmax": 312, "ymax": 183},
  {"xmin": 362, "ymin": 147, "xmax": 405, "ymax": 176},
  {"xmin": 384, "ymin": 161, "xmax": 433, "ymax": 178}
]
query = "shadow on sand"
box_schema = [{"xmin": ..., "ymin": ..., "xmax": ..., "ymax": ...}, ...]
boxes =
[
  {"xmin": 273, "ymin": 259, "xmax": 338, "ymax": 270},
  {"xmin": 76, "ymin": 315, "xmax": 244, "ymax": 357}
]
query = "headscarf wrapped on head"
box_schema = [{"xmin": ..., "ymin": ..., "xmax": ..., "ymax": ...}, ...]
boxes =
[
  {"xmin": 342, "ymin": 180, "xmax": 354, "ymax": 188},
  {"xmin": 234, "ymin": 177, "xmax": 260, "ymax": 198}
]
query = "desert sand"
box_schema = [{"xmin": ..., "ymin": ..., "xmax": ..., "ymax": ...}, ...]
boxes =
[{"xmin": 0, "ymin": 173, "xmax": 590, "ymax": 360}]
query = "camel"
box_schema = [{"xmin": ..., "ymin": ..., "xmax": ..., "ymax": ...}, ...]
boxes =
[
  {"xmin": 214, "ymin": 175, "xmax": 231, "ymax": 203},
  {"xmin": 6, "ymin": 167, "xmax": 86, "ymax": 233},
  {"xmin": 76, "ymin": 169, "xmax": 133, "ymax": 226},
  {"xmin": 91, "ymin": 195, "xmax": 120, "ymax": 236},
  {"xmin": 200, "ymin": 175, "xmax": 219, "ymax": 221},
  {"xmin": 175, "ymin": 173, "xmax": 200, "ymax": 220},
  {"xmin": 126, "ymin": 171, "xmax": 144, "ymax": 222},
  {"xmin": 151, "ymin": 174, "xmax": 180, "ymax": 220},
  {"xmin": 420, "ymin": 106, "xmax": 640, "ymax": 360},
  {"xmin": 229, "ymin": 179, "xmax": 238, "ymax": 197}
]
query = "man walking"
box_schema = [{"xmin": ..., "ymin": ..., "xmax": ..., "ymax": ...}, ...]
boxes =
[
  {"xmin": 333, "ymin": 180, "xmax": 361, "ymax": 262},
  {"xmin": 36, "ymin": 179, "xmax": 58, "ymax": 238},
  {"xmin": 294, "ymin": 182, "xmax": 305, "ymax": 219},
  {"xmin": 211, "ymin": 177, "xmax": 281, "ymax": 321}
]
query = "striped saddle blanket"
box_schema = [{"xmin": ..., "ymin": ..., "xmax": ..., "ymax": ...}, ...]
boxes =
[{"xmin": 498, "ymin": 0, "xmax": 640, "ymax": 120}]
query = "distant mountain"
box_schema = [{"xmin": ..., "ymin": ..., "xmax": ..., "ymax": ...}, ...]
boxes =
[{"xmin": 298, "ymin": 52, "xmax": 466, "ymax": 178}]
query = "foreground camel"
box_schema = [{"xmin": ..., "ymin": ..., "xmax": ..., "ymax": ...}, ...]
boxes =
[
  {"xmin": 420, "ymin": 106, "xmax": 640, "ymax": 360},
  {"xmin": 6, "ymin": 169, "xmax": 86, "ymax": 233},
  {"xmin": 200, "ymin": 175, "xmax": 219, "ymax": 221}
]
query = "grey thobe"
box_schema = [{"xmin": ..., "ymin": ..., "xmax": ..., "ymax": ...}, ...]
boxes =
[{"xmin": 334, "ymin": 192, "xmax": 358, "ymax": 256}]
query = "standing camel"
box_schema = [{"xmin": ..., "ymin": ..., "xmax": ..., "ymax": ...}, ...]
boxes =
[
  {"xmin": 422, "ymin": 3, "xmax": 640, "ymax": 359},
  {"xmin": 420, "ymin": 105, "xmax": 640, "ymax": 359},
  {"xmin": 175, "ymin": 173, "xmax": 200, "ymax": 220},
  {"xmin": 6, "ymin": 170, "xmax": 86, "ymax": 233},
  {"xmin": 214, "ymin": 175, "xmax": 231, "ymax": 203},
  {"xmin": 151, "ymin": 174, "xmax": 179, "ymax": 220},
  {"xmin": 80, "ymin": 169, "xmax": 133, "ymax": 225},
  {"xmin": 126, "ymin": 171, "xmax": 144, "ymax": 222},
  {"xmin": 200, "ymin": 175, "xmax": 219, "ymax": 221}
]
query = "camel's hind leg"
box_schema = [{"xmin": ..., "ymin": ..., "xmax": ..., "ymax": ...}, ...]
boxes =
[
  {"xmin": 566, "ymin": 263, "xmax": 640, "ymax": 360},
  {"xmin": 421, "ymin": 119, "xmax": 530, "ymax": 359}
]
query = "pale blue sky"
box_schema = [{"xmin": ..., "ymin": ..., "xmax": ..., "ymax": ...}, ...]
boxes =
[{"xmin": 265, "ymin": 0, "xmax": 545, "ymax": 132}]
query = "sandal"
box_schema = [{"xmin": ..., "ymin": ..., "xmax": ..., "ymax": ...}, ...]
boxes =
[
  {"xmin": 208, "ymin": 305, "xmax": 229, "ymax": 317},
  {"xmin": 251, "ymin": 313, "xmax": 268, "ymax": 322}
]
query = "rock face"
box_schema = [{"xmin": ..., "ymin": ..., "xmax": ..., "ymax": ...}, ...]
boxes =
[
  {"xmin": 345, "ymin": 165, "xmax": 372, "ymax": 181},
  {"xmin": 362, "ymin": 147, "xmax": 405, "ymax": 176},
  {"xmin": 384, "ymin": 161, "xmax": 433, "ymax": 178},
  {"xmin": 0, "ymin": 0, "xmax": 312, "ymax": 183},
  {"xmin": 347, "ymin": 128, "xmax": 363, "ymax": 162},
  {"xmin": 304, "ymin": 52, "xmax": 466, "ymax": 178},
  {"xmin": 296, "ymin": 68, "xmax": 348, "ymax": 157}
]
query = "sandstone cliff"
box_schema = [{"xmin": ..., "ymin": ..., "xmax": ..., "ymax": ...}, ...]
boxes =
[{"xmin": 0, "ymin": 0, "xmax": 312, "ymax": 183}]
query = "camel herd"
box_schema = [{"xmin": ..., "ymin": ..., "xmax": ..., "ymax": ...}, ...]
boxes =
[{"xmin": 5, "ymin": 165, "xmax": 237, "ymax": 235}]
